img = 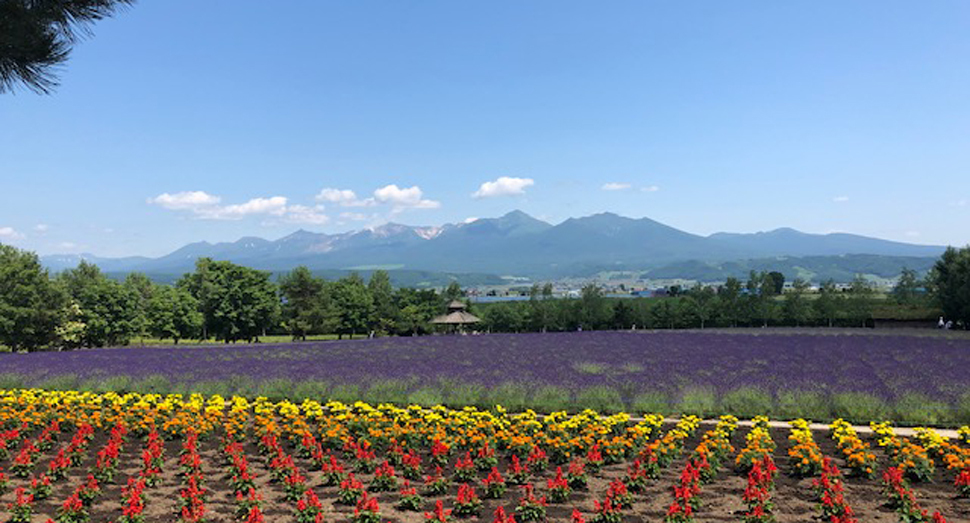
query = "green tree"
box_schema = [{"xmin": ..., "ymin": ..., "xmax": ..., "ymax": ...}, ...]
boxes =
[
  {"xmin": 649, "ymin": 298, "xmax": 678, "ymax": 329},
  {"xmin": 892, "ymin": 267, "xmax": 923, "ymax": 306},
  {"xmin": 743, "ymin": 271, "xmax": 776, "ymax": 327},
  {"xmin": 1, "ymin": 0, "xmax": 135, "ymax": 94},
  {"xmin": 442, "ymin": 281, "xmax": 463, "ymax": 303},
  {"xmin": 684, "ymin": 285, "xmax": 717, "ymax": 329},
  {"xmin": 577, "ymin": 283, "xmax": 608, "ymax": 330},
  {"xmin": 178, "ymin": 258, "xmax": 279, "ymax": 343},
  {"xmin": 368, "ymin": 270, "xmax": 397, "ymax": 335},
  {"xmin": 0, "ymin": 244, "xmax": 66, "ymax": 351},
  {"xmin": 482, "ymin": 302, "xmax": 526, "ymax": 332},
  {"xmin": 814, "ymin": 280, "xmax": 844, "ymax": 327},
  {"xmin": 928, "ymin": 246, "xmax": 970, "ymax": 328},
  {"xmin": 124, "ymin": 272, "xmax": 154, "ymax": 343},
  {"xmin": 528, "ymin": 283, "xmax": 556, "ymax": 332},
  {"xmin": 396, "ymin": 304, "xmax": 426, "ymax": 336},
  {"xmin": 766, "ymin": 271, "xmax": 785, "ymax": 296},
  {"xmin": 55, "ymin": 301, "xmax": 86, "ymax": 349},
  {"xmin": 330, "ymin": 273, "xmax": 374, "ymax": 339},
  {"xmin": 278, "ymin": 266, "xmax": 326, "ymax": 340},
  {"xmin": 845, "ymin": 275, "xmax": 875, "ymax": 327},
  {"xmin": 719, "ymin": 277, "xmax": 742, "ymax": 327},
  {"xmin": 59, "ymin": 260, "xmax": 140, "ymax": 347},
  {"xmin": 393, "ymin": 287, "xmax": 439, "ymax": 335},
  {"xmin": 782, "ymin": 278, "xmax": 814, "ymax": 326},
  {"xmin": 611, "ymin": 299, "xmax": 636, "ymax": 329},
  {"xmin": 146, "ymin": 285, "xmax": 202, "ymax": 344}
]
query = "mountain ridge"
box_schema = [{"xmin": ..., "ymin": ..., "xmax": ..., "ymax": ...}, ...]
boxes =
[{"xmin": 38, "ymin": 210, "xmax": 945, "ymax": 279}]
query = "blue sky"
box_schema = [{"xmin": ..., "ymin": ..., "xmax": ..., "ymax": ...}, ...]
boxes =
[{"xmin": 1, "ymin": 1, "xmax": 968, "ymax": 257}]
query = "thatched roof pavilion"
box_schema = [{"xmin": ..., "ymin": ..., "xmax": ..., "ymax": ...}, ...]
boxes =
[{"xmin": 431, "ymin": 300, "xmax": 481, "ymax": 328}]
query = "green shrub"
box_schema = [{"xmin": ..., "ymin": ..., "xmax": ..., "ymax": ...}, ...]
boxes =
[
  {"xmin": 258, "ymin": 378, "xmax": 296, "ymax": 401},
  {"xmin": 94, "ymin": 375, "xmax": 133, "ymax": 393},
  {"xmin": 440, "ymin": 380, "xmax": 484, "ymax": 409},
  {"xmin": 957, "ymin": 392, "xmax": 970, "ymax": 425},
  {"xmin": 292, "ymin": 380, "xmax": 331, "ymax": 402},
  {"xmin": 676, "ymin": 387, "xmax": 716, "ymax": 417},
  {"xmin": 831, "ymin": 392, "xmax": 889, "ymax": 424},
  {"xmin": 192, "ymin": 380, "xmax": 231, "ymax": 398},
  {"xmin": 407, "ymin": 388, "xmax": 445, "ymax": 407},
  {"xmin": 719, "ymin": 387, "xmax": 773, "ymax": 419},
  {"xmin": 775, "ymin": 390, "xmax": 832, "ymax": 421},
  {"xmin": 893, "ymin": 393, "xmax": 951, "ymax": 426},
  {"xmin": 38, "ymin": 374, "xmax": 79, "ymax": 391},
  {"xmin": 488, "ymin": 382, "xmax": 530, "ymax": 412},
  {"xmin": 130, "ymin": 375, "xmax": 173, "ymax": 395},
  {"xmin": 364, "ymin": 379, "xmax": 412, "ymax": 405},
  {"xmin": 0, "ymin": 373, "xmax": 27, "ymax": 389},
  {"xmin": 328, "ymin": 383, "xmax": 361, "ymax": 404},
  {"xmin": 531, "ymin": 386, "xmax": 573, "ymax": 413},
  {"xmin": 575, "ymin": 386, "xmax": 624, "ymax": 413},
  {"xmin": 631, "ymin": 391, "xmax": 669, "ymax": 415}
]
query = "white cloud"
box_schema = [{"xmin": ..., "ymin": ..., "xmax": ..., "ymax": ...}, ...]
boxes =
[
  {"xmin": 34, "ymin": 224, "xmax": 49, "ymax": 233},
  {"xmin": 953, "ymin": 199, "xmax": 967, "ymax": 207},
  {"xmin": 315, "ymin": 188, "xmax": 375, "ymax": 207},
  {"xmin": 153, "ymin": 184, "xmax": 438, "ymax": 225},
  {"xmin": 148, "ymin": 191, "xmax": 222, "ymax": 210},
  {"xmin": 373, "ymin": 184, "xmax": 440, "ymax": 210},
  {"xmin": 833, "ymin": 196, "xmax": 850, "ymax": 203},
  {"xmin": 0, "ymin": 227, "xmax": 24, "ymax": 241},
  {"xmin": 283, "ymin": 205, "xmax": 330, "ymax": 225},
  {"xmin": 206, "ymin": 196, "xmax": 288, "ymax": 219},
  {"xmin": 151, "ymin": 191, "xmax": 295, "ymax": 221},
  {"xmin": 463, "ymin": 217, "xmax": 479, "ymax": 224},
  {"xmin": 641, "ymin": 185, "xmax": 660, "ymax": 193},
  {"xmin": 602, "ymin": 182, "xmax": 631, "ymax": 191},
  {"xmin": 472, "ymin": 176, "xmax": 535, "ymax": 198}
]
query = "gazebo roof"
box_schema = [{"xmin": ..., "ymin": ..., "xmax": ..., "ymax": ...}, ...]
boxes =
[
  {"xmin": 431, "ymin": 299, "xmax": 480, "ymax": 325},
  {"xmin": 431, "ymin": 310, "xmax": 482, "ymax": 324}
]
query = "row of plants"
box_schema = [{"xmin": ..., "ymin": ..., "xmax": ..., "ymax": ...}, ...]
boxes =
[
  {"xmin": 3, "ymin": 388, "xmax": 970, "ymax": 522},
  {"xmin": 870, "ymin": 422, "xmax": 936, "ymax": 483},
  {"xmin": 738, "ymin": 417, "xmax": 777, "ymax": 523},
  {"xmin": 663, "ymin": 415, "xmax": 735, "ymax": 523}
]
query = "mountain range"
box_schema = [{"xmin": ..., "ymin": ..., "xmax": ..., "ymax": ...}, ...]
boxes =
[{"xmin": 40, "ymin": 211, "xmax": 945, "ymax": 282}]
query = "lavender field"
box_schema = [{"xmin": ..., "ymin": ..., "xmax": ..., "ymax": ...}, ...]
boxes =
[{"xmin": 2, "ymin": 330, "xmax": 969, "ymax": 423}]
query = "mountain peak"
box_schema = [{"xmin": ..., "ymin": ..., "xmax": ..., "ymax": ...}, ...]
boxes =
[
  {"xmin": 499, "ymin": 209, "xmax": 538, "ymax": 221},
  {"xmin": 459, "ymin": 210, "xmax": 551, "ymax": 236},
  {"xmin": 37, "ymin": 210, "xmax": 945, "ymax": 278}
]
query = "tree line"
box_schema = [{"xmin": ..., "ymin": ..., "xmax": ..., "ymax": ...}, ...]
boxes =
[
  {"xmin": 0, "ymin": 248, "xmax": 461, "ymax": 351},
  {"xmin": 480, "ymin": 275, "xmax": 883, "ymax": 332},
  {"xmin": 1, "ymin": 244, "xmax": 969, "ymax": 351}
]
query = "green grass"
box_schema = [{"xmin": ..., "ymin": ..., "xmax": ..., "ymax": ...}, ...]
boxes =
[{"xmin": 573, "ymin": 362, "xmax": 608, "ymax": 375}]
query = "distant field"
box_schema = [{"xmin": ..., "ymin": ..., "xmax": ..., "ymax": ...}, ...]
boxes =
[{"xmin": 2, "ymin": 330, "xmax": 969, "ymax": 425}]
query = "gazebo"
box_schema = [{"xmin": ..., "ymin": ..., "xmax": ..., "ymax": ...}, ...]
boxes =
[{"xmin": 431, "ymin": 300, "xmax": 481, "ymax": 332}]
